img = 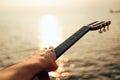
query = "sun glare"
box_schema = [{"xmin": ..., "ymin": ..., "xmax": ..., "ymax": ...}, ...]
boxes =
[{"xmin": 39, "ymin": 15, "xmax": 62, "ymax": 48}]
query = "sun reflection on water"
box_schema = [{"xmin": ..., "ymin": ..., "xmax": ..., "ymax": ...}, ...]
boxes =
[
  {"xmin": 39, "ymin": 15, "xmax": 69, "ymax": 79},
  {"xmin": 39, "ymin": 15, "xmax": 62, "ymax": 48}
]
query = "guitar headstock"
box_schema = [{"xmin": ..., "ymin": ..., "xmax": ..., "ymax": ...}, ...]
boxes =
[{"xmin": 87, "ymin": 21, "xmax": 111, "ymax": 33}]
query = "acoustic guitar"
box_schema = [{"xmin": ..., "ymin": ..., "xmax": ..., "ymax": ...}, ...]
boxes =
[{"xmin": 32, "ymin": 21, "xmax": 111, "ymax": 80}]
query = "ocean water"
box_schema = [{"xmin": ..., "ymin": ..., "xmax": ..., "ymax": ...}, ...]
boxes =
[{"xmin": 0, "ymin": 1, "xmax": 120, "ymax": 80}]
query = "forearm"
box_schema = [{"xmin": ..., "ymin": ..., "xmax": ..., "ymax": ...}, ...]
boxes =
[
  {"xmin": 0, "ymin": 46, "xmax": 58, "ymax": 80},
  {"xmin": 0, "ymin": 60, "xmax": 42, "ymax": 80}
]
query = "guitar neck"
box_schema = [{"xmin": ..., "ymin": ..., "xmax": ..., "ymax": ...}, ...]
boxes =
[
  {"xmin": 55, "ymin": 26, "xmax": 91, "ymax": 59},
  {"xmin": 32, "ymin": 26, "xmax": 91, "ymax": 80}
]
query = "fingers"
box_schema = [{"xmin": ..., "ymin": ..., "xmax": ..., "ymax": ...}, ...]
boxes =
[
  {"xmin": 42, "ymin": 46, "xmax": 57, "ymax": 71},
  {"xmin": 43, "ymin": 46, "xmax": 54, "ymax": 52},
  {"xmin": 43, "ymin": 46, "xmax": 54, "ymax": 51},
  {"xmin": 49, "ymin": 46, "xmax": 56, "ymax": 60},
  {"xmin": 49, "ymin": 46, "xmax": 54, "ymax": 50},
  {"xmin": 32, "ymin": 46, "xmax": 57, "ymax": 71},
  {"xmin": 42, "ymin": 46, "xmax": 55, "ymax": 54},
  {"xmin": 46, "ymin": 61, "xmax": 58, "ymax": 72},
  {"xmin": 44, "ymin": 47, "xmax": 47, "ymax": 49}
]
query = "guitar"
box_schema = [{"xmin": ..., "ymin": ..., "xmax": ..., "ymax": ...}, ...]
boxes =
[{"xmin": 32, "ymin": 21, "xmax": 111, "ymax": 80}]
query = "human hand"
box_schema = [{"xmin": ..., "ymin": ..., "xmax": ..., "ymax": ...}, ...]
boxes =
[{"xmin": 27, "ymin": 46, "xmax": 58, "ymax": 72}]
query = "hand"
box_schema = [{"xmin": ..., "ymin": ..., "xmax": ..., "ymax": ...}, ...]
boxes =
[{"xmin": 27, "ymin": 46, "xmax": 58, "ymax": 72}]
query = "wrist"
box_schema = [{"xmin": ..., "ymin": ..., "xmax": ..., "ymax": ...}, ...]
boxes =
[{"xmin": 23, "ymin": 59, "xmax": 43, "ymax": 73}]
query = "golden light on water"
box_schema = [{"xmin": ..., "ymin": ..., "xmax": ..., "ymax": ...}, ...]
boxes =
[{"xmin": 39, "ymin": 15, "xmax": 62, "ymax": 48}]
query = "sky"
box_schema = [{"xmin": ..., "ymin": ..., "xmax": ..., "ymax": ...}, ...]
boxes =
[
  {"xmin": 0, "ymin": 0, "xmax": 120, "ymax": 9},
  {"xmin": 0, "ymin": 0, "xmax": 120, "ymax": 12}
]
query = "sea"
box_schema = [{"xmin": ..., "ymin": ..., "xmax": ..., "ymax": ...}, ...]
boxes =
[{"xmin": 0, "ymin": 1, "xmax": 120, "ymax": 80}]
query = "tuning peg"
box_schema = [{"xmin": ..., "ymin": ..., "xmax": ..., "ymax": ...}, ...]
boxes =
[
  {"xmin": 107, "ymin": 26, "xmax": 109, "ymax": 30},
  {"xmin": 103, "ymin": 27, "xmax": 106, "ymax": 32},
  {"xmin": 99, "ymin": 29, "xmax": 103, "ymax": 33}
]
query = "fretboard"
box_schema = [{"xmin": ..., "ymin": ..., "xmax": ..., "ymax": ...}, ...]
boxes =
[{"xmin": 55, "ymin": 26, "xmax": 91, "ymax": 59}]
